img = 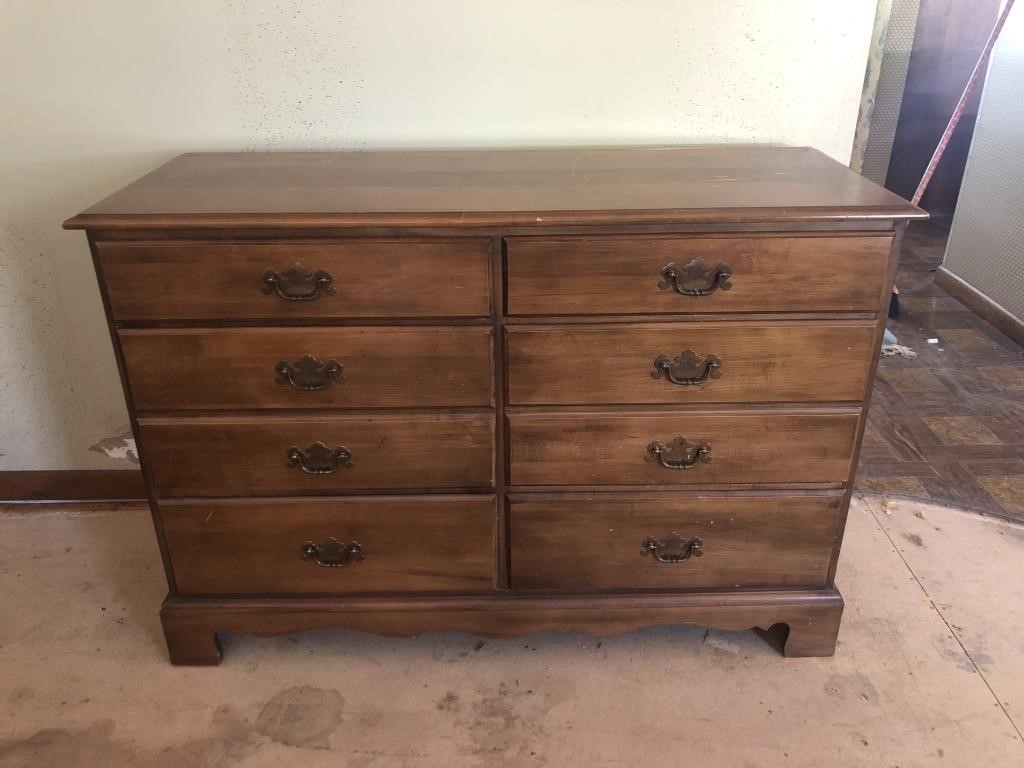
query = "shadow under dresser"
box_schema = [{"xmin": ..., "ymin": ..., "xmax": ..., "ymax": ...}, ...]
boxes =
[{"xmin": 65, "ymin": 146, "xmax": 925, "ymax": 664}]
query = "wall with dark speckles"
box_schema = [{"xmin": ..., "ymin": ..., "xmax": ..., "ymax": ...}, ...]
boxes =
[{"xmin": 0, "ymin": 1, "xmax": 879, "ymax": 469}]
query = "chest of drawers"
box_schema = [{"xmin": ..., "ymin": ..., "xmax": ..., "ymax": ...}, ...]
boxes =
[{"xmin": 66, "ymin": 147, "xmax": 924, "ymax": 664}]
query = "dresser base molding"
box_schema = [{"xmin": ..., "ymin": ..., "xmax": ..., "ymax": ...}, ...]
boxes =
[{"xmin": 159, "ymin": 589, "xmax": 844, "ymax": 665}]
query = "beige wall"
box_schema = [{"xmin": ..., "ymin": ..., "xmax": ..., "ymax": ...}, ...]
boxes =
[
  {"xmin": 0, "ymin": 0, "xmax": 879, "ymax": 470},
  {"xmin": 942, "ymin": 3, "xmax": 1024, "ymax": 323}
]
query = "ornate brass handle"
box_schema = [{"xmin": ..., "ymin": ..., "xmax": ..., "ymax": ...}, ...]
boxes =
[
  {"xmin": 275, "ymin": 354, "xmax": 345, "ymax": 391},
  {"xmin": 642, "ymin": 532, "xmax": 704, "ymax": 563},
  {"xmin": 301, "ymin": 537, "xmax": 364, "ymax": 568},
  {"xmin": 286, "ymin": 441, "xmax": 353, "ymax": 474},
  {"xmin": 646, "ymin": 436, "xmax": 711, "ymax": 470},
  {"xmin": 262, "ymin": 262, "xmax": 336, "ymax": 301},
  {"xmin": 658, "ymin": 256, "xmax": 732, "ymax": 296},
  {"xmin": 652, "ymin": 349, "xmax": 722, "ymax": 386}
]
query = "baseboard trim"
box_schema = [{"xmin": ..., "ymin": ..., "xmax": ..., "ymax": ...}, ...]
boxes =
[
  {"xmin": 935, "ymin": 266, "xmax": 1024, "ymax": 347},
  {"xmin": 0, "ymin": 470, "xmax": 146, "ymax": 503}
]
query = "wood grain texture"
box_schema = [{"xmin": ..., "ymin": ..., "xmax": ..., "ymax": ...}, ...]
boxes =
[
  {"xmin": 64, "ymin": 147, "xmax": 925, "ymax": 231},
  {"xmin": 121, "ymin": 326, "xmax": 493, "ymax": 410},
  {"xmin": 488, "ymin": 238, "xmax": 511, "ymax": 589},
  {"xmin": 506, "ymin": 234, "xmax": 894, "ymax": 315},
  {"xmin": 507, "ymin": 410, "xmax": 859, "ymax": 486},
  {"xmin": 823, "ymin": 225, "xmax": 904, "ymax": 584},
  {"xmin": 96, "ymin": 239, "xmax": 491, "ymax": 321},
  {"xmin": 159, "ymin": 589, "xmax": 845, "ymax": 665},
  {"xmin": 161, "ymin": 496, "xmax": 496, "ymax": 595},
  {"xmin": 510, "ymin": 494, "xmax": 840, "ymax": 591},
  {"xmin": 0, "ymin": 470, "xmax": 145, "ymax": 502},
  {"xmin": 506, "ymin": 321, "xmax": 876, "ymax": 405},
  {"xmin": 65, "ymin": 146, "xmax": 918, "ymax": 664},
  {"xmin": 138, "ymin": 413, "xmax": 495, "ymax": 497}
]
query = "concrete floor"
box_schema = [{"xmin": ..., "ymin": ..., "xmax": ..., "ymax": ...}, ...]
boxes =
[{"xmin": 1, "ymin": 496, "xmax": 1022, "ymax": 767}]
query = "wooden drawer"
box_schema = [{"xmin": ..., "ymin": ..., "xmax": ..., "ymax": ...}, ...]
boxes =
[
  {"xmin": 162, "ymin": 496, "xmax": 496, "ymax": 594},
  {"xmin": 138, "ymin": 413, "xmax": 494, "ymax": 497},
  {"xmin": 97, "ymin": 239, "xmax": 491, "ymax": 321},
  {"xmin": 122, "ymin": 326, "xmax": 493, "ymax": 411},
  {"xmin": 505, "ymin": 235, "xmax": 891, "ymax": 315},
  {"xmin": 507, "ymin": 410, "xmax": 858, "ymax": 486},
  {"xmin": 510, "ymin": 494, "xmax": 840, "ymax": 590},
  {"xmin": 507, "ymin": 321, "xmax": 874, "ymax": 405}
]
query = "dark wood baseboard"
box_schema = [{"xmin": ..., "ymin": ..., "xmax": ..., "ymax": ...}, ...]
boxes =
[
  {"xmin": 936, "ymin": 266, "xmax": 1024, "ymax": 347},
  {"xmin": 0, "ymin": 470, "xmax": 146, "ymax": 503}
]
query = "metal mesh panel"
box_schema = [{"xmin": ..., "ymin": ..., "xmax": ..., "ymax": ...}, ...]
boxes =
[
  {"xmin": 943, "ymin": 4, "xmax": 1024, "ymax": 321},
  {"xmin": 859, "ymin": 0, "xmax": 922, "ymax": 182}
]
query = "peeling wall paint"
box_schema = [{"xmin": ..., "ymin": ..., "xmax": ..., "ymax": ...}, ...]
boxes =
[{"xmin": 0, "ymin": 1, "xmax": 879, "ymax": 470}]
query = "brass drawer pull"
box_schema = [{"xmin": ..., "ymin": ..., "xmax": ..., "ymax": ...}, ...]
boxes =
[
  {"xmin": 658, "ymin": 256, "xmax": 732, "ymax": 296},
  {"xmin": 642, "ymin": 532, "xmax": 704, "ymax": 563},
  {"xmin": 275, "ymin": 354, "xmax": 345, "ymax": 391},
  {"xmin": 262, "ymin": 262, "xmax": 336, "ymax": 301},
  {"xmin": 647, "ymin": 436, "xmax": 711, "ymax": 469},
  {"xmin": 652, "ymin": 349, "xmax": 722, "ymax": 386},
  {"xmin": 286, "ymin": 441, "xmax": 353, "ymax": 474},
  {"xmin": 301, "ymin": 537, "xmax": 364, "ymax": 568}
]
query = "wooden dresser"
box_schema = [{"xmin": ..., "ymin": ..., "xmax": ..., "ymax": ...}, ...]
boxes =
[{"xmin": 65, "ymin": 147, "xmax": 924, "ymax": 664}]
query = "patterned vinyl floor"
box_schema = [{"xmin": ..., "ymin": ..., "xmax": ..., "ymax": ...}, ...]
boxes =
[{"xmin": 857, "ymin": 220, "xmax": 1024, "ymax": 522}]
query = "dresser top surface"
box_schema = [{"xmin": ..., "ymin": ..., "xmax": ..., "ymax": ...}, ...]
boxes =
[{"xmin": 65, "ymin": 145, "xmax": 925, "ymax": 230}]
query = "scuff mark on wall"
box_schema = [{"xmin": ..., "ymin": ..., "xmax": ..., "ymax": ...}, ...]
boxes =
[{"xmin": 89, "ymin": 427, "xmax": 139, "ymax": 464}]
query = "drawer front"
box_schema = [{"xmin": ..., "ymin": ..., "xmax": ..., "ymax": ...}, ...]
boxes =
[
  {"xmin": 122, "ymin": 326, "xmax": 493, "ymax": 411},
  {"xmin": 507, "ymin": 411, "xmax": 858, "ymax": 486},
  {"xmin": 507, "ymin": 322, "xmax": 874, "ymax": 405},
  {"xmin": 139, "ymin": 414, "xmax": 494, "ymax": 496},
  {"xmin": 97, "ymin": 239, "xmax": 491, "ymax": 321},
  {"xmin": 505, "ymin": 235, "xmax": 891, "ymax": 315},
  {"xmin": 510, "ymin": 495, "xmax": 840, "ymax": 590},
  {"xmin": 162, "ymin": 496, "xmax": 496, "ymax": 594}
]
